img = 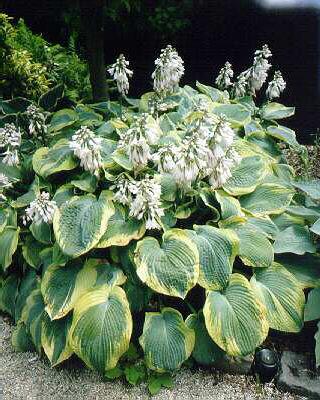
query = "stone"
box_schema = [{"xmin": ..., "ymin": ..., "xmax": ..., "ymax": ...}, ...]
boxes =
[{"xmin": 276, "ymin": 351, "xmax": 320, "ymax": 399}]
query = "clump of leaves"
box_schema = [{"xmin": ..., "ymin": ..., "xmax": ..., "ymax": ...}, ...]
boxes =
[{"xmin": 0, "ymin": 43, "xmax": 319, "ymax": 396}]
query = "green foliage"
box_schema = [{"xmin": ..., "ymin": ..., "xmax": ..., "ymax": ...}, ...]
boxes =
[
  {"xmin": 1, "ymin": 44, "xmax": 320, "ymax": 394},
  {"xmin": 0, "ymin": 14, "xmax": 90, "ymax": 102}
]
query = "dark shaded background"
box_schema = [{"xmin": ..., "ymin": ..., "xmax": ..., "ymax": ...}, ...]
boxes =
[{"xmin": 1, "ymin": 0, "xmax": 319, "ymax": 143}]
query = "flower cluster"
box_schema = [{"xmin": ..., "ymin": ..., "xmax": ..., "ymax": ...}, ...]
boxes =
[
  {"xmin": 113, "ymin": 175, "xmax": 164, "ymax": 230},
  {"xmin": 26, "ymin": 104, "xmax": 47, "ymax": 137},
  {"xmin": 215, "ymin": 62, "xmax": 234, "ymax": 90},
  {"xmin": 23, "ymin": 191, "xmax": 57, "ymax": 225},
  {"xmin": 266, "ymin": 70, "xmax": 286, "ymax": 100},
  {"xmin": 152, "ymin": 45, "xmax": 184, "ymax": 96},
  {"xmin": 108, "ymin": 54, "xmax": 133, "ymax": 96},
  {"xmin": 225, "ymin": 45, "xmax": 272, "ymax": 98},
  {"xmin": 0, "ymin": 123, "xmax": 21, "ymax": 166},
  {"xmin": 69, "ymin": 126, "xmax": 103, "ymax": 175},
  {"xmin": 152, "ymin": 109, "xmax": 240, "ymax": 189},
  {"xmin": 118, "ymin": 114, "xmax": 159, "ymax": 170}
]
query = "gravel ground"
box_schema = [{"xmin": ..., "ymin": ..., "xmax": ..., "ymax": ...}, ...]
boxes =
[{"xmin": 0, "ymin": 316, "xmax": 305, "ymax": 400}]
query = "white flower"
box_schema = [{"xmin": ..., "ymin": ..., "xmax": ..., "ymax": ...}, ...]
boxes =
[
  {"xmin": 0, "ymin": 123, "xmax": 21, "ymax": 166},
  {"xmin": 24, "ymin": 191, "xmax": 57, "ymax": 225},
  {"xmin": 2, "ymin": 149, "xmax": 19, "ymax": 166},
  {"xmin": 119, "ymin": 114, "xmax": 159, "ymax": 170},
  {"xmin": 232, "ymin": 71, "xmax": 250, "ymax": 98},
  {"xmin": 152, "ymin": 45, "xmax": 184, "ymax": 96},
  {"xmin": 26, "ymin": 104, "xmax": 47, "ymax": 137},
  {"xmin": 249, "ymin": 44, "xmax": 272, "ymax": 94},
  {"xmin": 108, "ymin": 54, "xmax": 133, "ymax": 96},
  {"xmin": 266, "ymin": 70, "xmax": 286, "ymax": 100},
  {"xmin": 215, "ymin": 61, "xmax": 234, "ymax": 90},
  {"xmin": 127, "ymin": 176, "xmax": 164, "ymax": 230},
  {"xmin": 0, "ymin": 123, "xmax": 21, "ymax": 148},
  {"xmin": 112, "ymin": 177, "xmax": 133, "ymax": 205},
  {"xmin": 69, "ymin": 126, "xmax": 103, "ymax": 175},
  {"xmin": 0, "ymin": 173, "xmax": 12, "ymax": 189},
  {"xmin": 152, "ymin": 144, "xmax": 176, "ymax": 173},
  {"xmin": 212, "ymin": 115, "xmax": 235, "ymax": 149}
]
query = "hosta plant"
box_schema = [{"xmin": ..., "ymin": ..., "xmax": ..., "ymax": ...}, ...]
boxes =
[{"xmin": 0, "ymin": 45, "xmax": 319, "ymax": 389}]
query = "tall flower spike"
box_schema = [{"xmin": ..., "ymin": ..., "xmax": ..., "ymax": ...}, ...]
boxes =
[
  {"xmin": 152, "ymin": 45, "xmax": 184, "ymax": 96},
  {"xmin": 232, "ymin": 71, "xmax": 250, "ymax": 98},
  {"xmin": 215, "ymin": 61, "xmax": 234, "ymax": 90},
  {"xmin": 249, "ymin": 44, "xmax": 272, "ymax": 94},
  {"xmin": 26, "ymin": 104, "xmax": 47, "ymax": 137},
  {"xmin": 266, "ymin": 70, "xmax": 286, "ymax": 100},
  {"xmin": 0, "ymin": 123, "xmax": 21, "ymax": 166},
  {"xmin": 128, "ymin": 176, "xmax": 164, "ymax": 230},
  {"xmin": 69, "ymin": 126, "xmax": 103, "ymax": 175},
  {"xmin": 108, "ymin": 54, "xmax": 133, "ymax": 96},
  {"xmin": 23, "ymin": 191, "xmax": 57, "ymax": 225}
]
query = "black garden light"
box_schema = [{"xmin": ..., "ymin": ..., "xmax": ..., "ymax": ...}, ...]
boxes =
[{"xmin": 253, "ymin": 348, "xmax": 280, "ymax": 383}]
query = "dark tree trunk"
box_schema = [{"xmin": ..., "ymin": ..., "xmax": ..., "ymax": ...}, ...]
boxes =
[{"xmin": 79, "ymin": 0, "xmax": 109, "ymax": 101}]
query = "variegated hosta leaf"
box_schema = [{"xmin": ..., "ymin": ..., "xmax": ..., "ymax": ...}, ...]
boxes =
[
  {"xmin": 277, "ymin": 253, "xmax": 320, "ymax": 289},
  {"xmin": 304, "ymin": 288, "xmax": 320, "ymax": 322},
  {"xmin": 0, "ymin": 274, "xmax": 19, "ymax": 318},
  {"xmin": 251, "ymin": 263, "xmax": 304, "ymax": 333},
  {"xmin": 41, "ymin": 259, "xmax": 126, "ymax": 320},
  {"xmin": 41, "ymin": 313, "xmax": 73, "ymax": 366},
  {"xmin": 21, "ymin": 288, "xmax": 45, "ymax": 353},
  {"xmin": 11, "ymin": 321, "xmax": 34, "ymax": 352},
  {"xmin": 215, "ymin": 189, "xmax": 244, "ymax": 219},
  {"xmin": 134, "ymin": 229, "xmax": 199, "ymax": 298},
  {"xmin": 97, "ymin": 205, "xmax": 146, "ymax": 248},
  {"xmin": 274, "ymin": 225, "xmax": 316, "ymax": 255},
  {"xmin": 292, "ymin": 180, "xmax": 320, "ymax": 201},
  {"xmin": 246, "ymin": 216, "xmax": 279, "ymax": 240},
  {"xmin": 33, "ymin": 139, "xmax": 78, "ymax": 178},
  {"xmin": 203, "ymin": 273, "xmax": 269, "ymax": 356},
  {"xmin": 0, "ymin": 227, "xmax": 19, "ymax": 271},
  {"xmin": 240, "ymin": 183, "xmax": 295, "ymax": 216},
  {"xmin": 68, "ymin": 285, "xmax": 132, "ymax": 373},
  {"xmin": 53, "ymin": 192, "xmax": 115, "ymax": 257},
  {"xmin": 15, "ymin": 269, "xmax": 39, "ymax": 323},
  {"xmin": 223, "ymin": 156, "xmax": 266, "ymax": 196},
  {"xmin": 188, "ymin": 225, "xmax": 238, "ymax": 290},
  {"xmin": 185, "ymin": 312, "xmax": 225, "ymax": 365},
  {"xmin": 139, "ymin": 308, "xmax": 195, "ymax": 372},
  {"xmin": 231, "ymin": 222, "xmax": 274, "ymax": 268}
]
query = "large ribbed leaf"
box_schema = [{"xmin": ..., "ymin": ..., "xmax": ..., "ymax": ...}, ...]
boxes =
[
  {"xmin": 274, "ymin": 225, "xmax": 316, "ymax": 255},
  {"xmin": 277, "ymin": 254, "xmax": 320, "ymax": 289},
  {"xmin": 212, "ymin": 104, "xmax": 251, "ymax": 127},
  {"xmin": 223, "ymin": 156, "xmax": 266, "ymax": 196},
  {"xmin": 0, "ymin": 274, "xmax": 19, "ymax": 318},
  {"xmin": 0, "ymin": 227, "xmax": 19, "ymax": 271},
  {"xmin": 41, "ymin": 259, "xmax": 126, "ymax": 320},
  {"xmin": 304, "ymin": 288, "xmax": 320, "ymax": 322},
  {"xmin": 215, "ymin": 190, "xmax": 244, "ymax": 219},
  {"xmin": 15, "ymin": 270, "xmax": 39, "ymax": 323},
  {"xmin": 139, "ymin": 308, "xmax": 195, "ymax": 372},
  {"xmin": 11, "ymin": 321, "xmax": 34, "ymax": 352},
  {"xmin": 251, "ymin": 263, "xmax": 304, "ymax": 332},
  {"xmin": 310, "ymin": 218, "xmax": 320, "ymax": 235},
  {"xmin": 134, "ymin": 229, "xmax": 199, "ymax": 298},
  {"xmin": 53, "ymin": 192, "xmax": 115, "ymax": 257},
  {"xmin": 185, "ymin": 312, "xmax": 225, "ymax": 365},
  {"xmin": 33, "ymin": 139, "xmax": 78, "ymax": 178},
  {"xmin": 21, "ymin": 288, "xmax": 45, "ymax": 353},
  {"xmin": 97, "ymin": 205, "xmax": 145, "ymax": 248},
  {"xmin": 240, "ymin": 183, "xmax": 294, "ymax": 215},
  {"xmin": 262, "ymin": 104, "xmax": 295, "ymax": 120},
  {"xmin": 231, "ymin": 223, "xmax": 274, "ymax": 268},
  {"xmin": 188, "ymin": 225, "xmax": 238, "ymax": 290},
  {"xmin": 68, "ymin": 285, "xmax": 132, "ymax": 372},
  {"xmin": 246, "ymin": 216, "xmax": 279, "ymax": 240},
  {"xmin": 292, "ymin": 180, "xmax": 320, "ymax": 201},
  {"xmin": 41, "ymin": 313, "xmax": 73, "ymax": 366},
  {"xmin": 203, "ymin": 274, "xmax": 268, "ymax": 356}
]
